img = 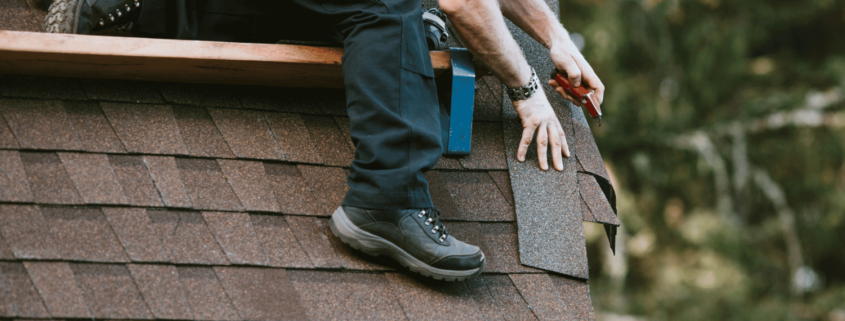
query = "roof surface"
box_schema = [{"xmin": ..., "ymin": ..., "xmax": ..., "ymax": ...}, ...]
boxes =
[{"xmin": 0, "ymin": 1, "xmax": 618, "ymax": 319}]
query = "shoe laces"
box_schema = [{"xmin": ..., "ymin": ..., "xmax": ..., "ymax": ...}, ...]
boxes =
[{"xmin": 418, "ymin": 208, "xmax": 449, "ymax": 243}]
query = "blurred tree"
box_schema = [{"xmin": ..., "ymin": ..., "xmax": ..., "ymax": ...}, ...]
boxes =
[{"xmin": 561, "ymin": 0, "xmax": 845, "ymax": 320}]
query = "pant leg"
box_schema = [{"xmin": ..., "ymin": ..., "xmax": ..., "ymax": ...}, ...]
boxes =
[{"xmin": 293, "ymin": 0, "xmax": 443, "ymax": 209}]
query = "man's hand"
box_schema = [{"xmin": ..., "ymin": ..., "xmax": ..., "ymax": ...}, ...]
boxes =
[
  {"xmin": 547, "ymin": 39, "xmax": 605, "ymax": 107},
  {"xmin": 512, "ymin": 88, "xmax": 570, "ymax": 171}
]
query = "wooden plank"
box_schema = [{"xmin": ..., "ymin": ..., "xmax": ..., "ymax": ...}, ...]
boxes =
[{"xmin": 0, "ymin": 30, "xmax": 452, "ymax": 88}]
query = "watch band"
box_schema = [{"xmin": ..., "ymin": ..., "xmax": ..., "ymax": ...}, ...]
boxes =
[{"xmin": 505, "ymin": 67, "xmax": 540, "ymax": 101}]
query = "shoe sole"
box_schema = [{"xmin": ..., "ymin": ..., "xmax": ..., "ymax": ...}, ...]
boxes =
[{"xmin": 329, "ymin": 207, "xmax": 484, "ymax": 282}]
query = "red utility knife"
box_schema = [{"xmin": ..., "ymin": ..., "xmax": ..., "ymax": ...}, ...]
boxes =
[{"xmin": 550, "ymin": 69, "xmax": 602, "ymax": 126}]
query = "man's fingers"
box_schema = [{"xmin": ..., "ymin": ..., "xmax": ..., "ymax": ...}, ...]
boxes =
[
  {"xmin": 561, "ymin": 57, "xmax": 582, "ymax": 88},
  {"xmin": 517, "ymin": 125, "xmax": 535, "ymax": 162},
  {"xmin": 548, "ymin": 124, "xmax": 563, "ymax": 171},
  {"xmin": 556, "ymin": 120, "xmax": 570, "ymax": 158},
  {"xmin": 548, "ymin": 80, "xmax": 584, "ymax": 107},
  {"xmin": 536, "ymin": 123, "xmax": 548, "ymax": 171}
]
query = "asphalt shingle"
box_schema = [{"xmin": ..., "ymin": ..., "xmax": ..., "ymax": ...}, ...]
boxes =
[
  {"xmin": 22, "ymin": 262, "xmax": 91, "ymax": 319},
  {"xmin": 441, "ymin": 171, "xmax": 514, "ymax": 221},
  {"xmin": 160, "ymin": 83, "xmax": 242, "ymax": 108},
  {"xmin": 217, "ymin": 159, "xmax": 279, "ymax": 212},
  {"xmin": 298, "ymin": 165, "xmax": 348, "ymax": 216},
  {"xmin": 0, "ymin": 76, "xmax": 85, "ymax": 100},
  {"xmin": 63, "ymin": 101, "xmax": 126, "ymax": 153},
  {"xmin": 386, "ymin": 273, "xmax": 485, "ymax": 321},
  {"xmin": 0, "ymin": 262, "xmax": 49, "ymax": 318},
  {"xmin": 578, "ymin": 173, "xmax": 619, "ymax": 226},
  {"xmin": 285, "ymin": 216, "xmax": 341, "ymax": 268},
  {"xmin": 147, "ymin": 209, "xmax": 229, "ymax": 265},
  {"xmin": 177, "ymin": 267, "xmax": 240, "ymax": 321},
  {"xmin": 214, "ymin": 267, "xmax": 307, "ymax": 321},
  {"xmin": 143, "ymin": 156, "xmax": 192, "ymax": 208},
  {"xmin": 0, "ymin": 99, "xmax": 81, "ymax": 150},
  {"xmin": 172, "ymin": 106, "xmax": 236, "ymax": 158},
  {"xmin": 509, "ymin": 273, "xmax": 571, "ymax": 321},
  {"xmin": 70, "ymin": 263, "xmax": 152, "ymax": 319},
  {"xmin": 57, "ymin": 152, "xmax": 128, "ymax": 205},
  {"xmin": 478, "ymin": 275, "xmax": 538, "ymax": 320},
  {"xmin": 550, "ymin": 275, "xmax": 595, "ymax": 321},
  {"xmin": 128, "ymin": 264, "xmax": 193, "ymax": 320},
  {"xmin": 40, "ymin": 207, "xmax": 129, "ymax": 262},
  {"xmin": 250, "ymin": 215, "xmax": 313, "ymax": 268},
  {"xmin": 0, "ymin": 150, "xmax": 33, "ymax": 202},
  {"xmin": 80, "ymin": 79, "xmax": 164, "ymax": 103},
  {"xmin": 301, "ymin": 115, "xmax": 353, "ymax": 167},
  {"xmin": 264, "ymin": 113, "xmax": 323, "ymax": 164},
  {"xmin": 109, "ymin": 155, "xmax": 163, "ymax": 207},
  {"xmin": 20, "ymin": 152, "xmax": 82, "ymax": 205},
  {"xmin": 100, "ymin": 102, "xmax": 188, "ymax": 155},
  {"xmin": 0, "ymin": 205, "xmax": 60, "ymax": 260},
  {"xmin": 289, "ymin": 271, "xmax": 407, "ymax": 321},
  {"xmin": 208, "ymin": 108, "xmax": 285, "ymax": 160},
  {"xmin": 0, "ymin": 115, "xmax": 18, "ymax": 148},
  {"xmin": 203, "ymin": 212, "xmax": 267, "ymax": 266},
  {"xmin": 264, "ymin": 163, "xmax": 321, "ymax": 216},
  {"xmin": 424, "ymin": 171, "xmax": 462, "ymax": 220},
  {"xmin": 459, "ymin": 122, "xmax": 507, "ymax": 170},
  {"xmin": 102, "ymin": 208, "xmax": 170, "ymax": 263},
  {"xmin": 488, "ymin": 170, "xmax": 515, "ymax": 207},
  {"xmin": 176, "ymin": 158, "xmax": 243, "ymax": 211}
]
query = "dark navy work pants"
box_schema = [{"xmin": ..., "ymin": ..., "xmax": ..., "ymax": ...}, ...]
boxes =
[{"xmin": 136, "ymin": 0, "xmax": 443, "ymax": 209}]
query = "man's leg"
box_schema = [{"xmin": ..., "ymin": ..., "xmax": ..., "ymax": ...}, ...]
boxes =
[{"xmin": 291, "ymin": 0, "xmax": 485, "ymax": 281}]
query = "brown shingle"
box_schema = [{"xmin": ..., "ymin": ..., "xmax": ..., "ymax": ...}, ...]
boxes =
[
  {"xmin": 459, "ymin": 122, "xmax": 507, "ymax": 170},
  {"xmin": 143, "ymin": 156, "xmax": 192, "ymax": 208},
  {"xmin": 63, "ymin": 101, "xmax": 126, "ymax": 153},
  {"xmin": 100, "ymin": 102, "xmax": 188, "ymax": 155},
  {"xmin": 102, "ymin": 208, "xmax": 170, "ymax": 262},
  {"xmin": 214, "ymin": 267, "xmax": 307, "ymax": 321},
  {"xmin": 479, "ymin": 223, "xmax": 540, "ymax": 273},
  {"xmin": 109, "ymin": 155, "xmax": 163, "ymax": 207},
  {"xmin": 580, "ymin": 196, "xmax": 597, "ymax": 222},
  {"xmin": 301, "ymin": 115, "xmax": 354, "ymax": 167},
  {"xmin": 177, "ymin": 267, "xmax": 239, "ymax": 321},
  {"xmin": 70, "ymin": 263, "xmax": 152, "ymax": 319},
  {"xmin": 0, "ymin": 99, "xmax": 81, "ymax": 150},
  {"xmin": 264, "ymin": 113, "xmax": 323, "ymax": 164},
  {"xmin": 0, "ymin": 0, "xmax": 41, "ymax": 32},
  {"xmin": 203, "ymin": 212, "xmax": 267, "ymax": 265},
  {"xmin": 147, "ymin": 209, "xmax": 229, "ymax": 265},
  {"xmin": 460, "ymin": 277, "xmax": 506, "ymax": 321},
  {"xmin": 441, "ymin": 171, "xmax": 514, "ymax": 221},
  {"xmin": 488, "ymin": 171, "xmax": 515, "ymax": 207},
  {"xmin": 0, "ymin": 76, "xmax": 85, "ymax": 100},
  {"xmin": 0, "ymin": 115, "xmax": 18, "ymax": 148},
  {"xmin": 217, "ymin": 159, "xmax": 279, "ymax": 212},
  {"xmin": 0, "ymin": 205, "xmax": 60, "ymax": 259},
  {"xmin": 424, "ymin": 171, "xmax": 461, "ymax": 220},
  {"xmin": 473, "ymin": 76, "xmax": 503, "ymax": 121},
  {"xmin": 333, "ymin": 116, "xmax": 356, "ymax": 150},
  {"xmin": 22, "ymin": 262, "xmax": 91, "ymax": 318},
  {"xmin": 578, "ymin": 173, "xmax": 619, "ymax": 226},
  {"xmin": 299, "ymin": 165, "xmax": 348, "ymax": 216},
  {"xmin": 171, "ymin": 105, "xmax": 235, "ymax": 158},
  {"xmin": 238, "ymin": 87, "xmax": 323, "ymax": 114},
  {"xmin": 433, "ymin": 156, "xmax": 464, "ymax": 170},
  {"xmin": 289, "ymin": 271, "xmax": 407, "ymax": 321},
  {"xmin": 482, "ymin": 275, "xmax": 538, "ymax": 320},
  {"xmin": 127, "ymin": 264, "xmax": 193, "ymax": 320},
  {"xmin": 386, "ymin": 272, "xmax": 485, "ymax": 321},
  {"xmin": 208, "ymin": 108, "xmax": 285, "ymax": 160},
  {"xmin": 0, "ymin": 235, "xmax": 11, "ymax": 259},
  {"xmin": 572, "ymin": 118, "xmax": 610, "ymax": 181},
  {"xmin": 285, "ymin": 216, "xmax": 341, "ymax": 268},
  {"xmin": 57, "ymin": 152, "xmax": 128, "ymax": 205},
  {"xmin": 550, "ymin": 275, "xmax": 595, "ymax": 321},
  {"xmin": 80, "ymin": 79, "xmax": 164, "ymax": 103},
  {"xmin": 264, "ymin": 163, "xmax": 321, "ymax": 215},
  {"xmin": 0, "ymin": 150, "xmax": 33, "ymax": 202},
  {"xmin": 0, "ymin": 262, "xmax": 49, "ymax": 318},
  {"xmin": 250, "ymin": 215, "xmax": 313, "ymax": 268},
  {"xmin": 41, "ymin": 207, "xmax": 128, "ymax": 262},
  {"xmin": 160, "ymin": 83, "xmax": 242, "ymax": 108},
  {"xmin": 509, "ymin": 274, "xmax": 571, "ymax": 321},
  {"xmin": 176, "ymin": 158, "xmax": 243, "ymax": 211}
]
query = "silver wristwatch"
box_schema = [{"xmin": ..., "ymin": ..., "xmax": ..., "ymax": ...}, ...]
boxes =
[{"xmin": 505, "ymin": 67, "xmax": 540, "ymax": 101}]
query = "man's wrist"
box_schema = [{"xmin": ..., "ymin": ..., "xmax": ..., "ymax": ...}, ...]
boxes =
[{"xmin": 505, "ymin": 67, "xmax": 541, "ymax": 101}]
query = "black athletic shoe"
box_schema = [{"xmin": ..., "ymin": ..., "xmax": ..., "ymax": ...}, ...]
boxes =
[
  {"xmin": 44, "ymin": 0, "xmax": 141, "ymax": 34},
  {"xmin": 329, "ymin": 206, "xmax": 485, "ymax": 281}
]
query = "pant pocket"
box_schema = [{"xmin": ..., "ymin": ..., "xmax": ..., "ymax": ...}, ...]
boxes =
[{"xmin": 401, "ymin": 13, "xmax": 436, "ymax": 78}]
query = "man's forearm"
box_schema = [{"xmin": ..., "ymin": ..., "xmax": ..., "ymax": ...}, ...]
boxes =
[
  {"xmin": 497, "ymin": 0, "xmax": 571, "ymax": 51},
  {"xmin": 440, "ymin": 0, "xmax": 533, "ymax": 88}
]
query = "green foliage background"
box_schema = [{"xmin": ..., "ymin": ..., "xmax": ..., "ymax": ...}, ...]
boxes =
[{"xmin": 560, "ymin": 0, "xmax": 845, "ymax": 319}]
